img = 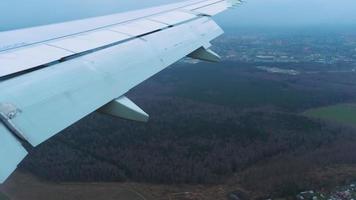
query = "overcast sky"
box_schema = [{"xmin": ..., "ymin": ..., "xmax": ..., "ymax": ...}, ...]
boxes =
[
  {"xmin": 1, "ymin": 0, "xmax": 356, "ymax": 31},
  {"xmin": 217, "ymin": 0, "xmax": 356, "ymax": 27}
]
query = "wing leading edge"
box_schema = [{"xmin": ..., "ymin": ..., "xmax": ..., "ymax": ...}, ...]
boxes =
[{"xmin": 0, "ymin": 0, "xmax": 242, "ymax": 183}]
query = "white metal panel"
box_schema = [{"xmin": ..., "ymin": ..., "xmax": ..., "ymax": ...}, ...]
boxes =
[
  {"xmin": 183, "ymin": 0, "xmax": 220, "ymax": 10},
  {"xmin": 47, "ymin": 30, "xmax": 130, "ymax": 53},
  {"xmin": 148, "ymin": 11, "xmax": 197, "ymax": 25},
  {"xmin": 0, "ymin": 0, "xmax": 203, "ymax": 52},
  {"xmin": 0, "ymin": 45, "xmax": 72, "ymax": 77},
  {"xmin": 0, "ymin": 124, "xmax": 27, "ymax": 183},
  {"xmin": 193, "ymin": 1, "xmax": 230, "ymax": 16},
  {"xmin": 3, "ymin": 38, "xmax": 161, "ymax": 146},
  {"xmin": 108, "ymin": 19, "xmax": 167, "ymax": 36},
  {"xmin": 192, "ymin": 18, "xmax": 224, "ymax": 38}
]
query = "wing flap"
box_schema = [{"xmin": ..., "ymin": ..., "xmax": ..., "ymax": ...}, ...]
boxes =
[{"xmin": 0, "ymin": 44, "xmax": 72, "ymax": 77}]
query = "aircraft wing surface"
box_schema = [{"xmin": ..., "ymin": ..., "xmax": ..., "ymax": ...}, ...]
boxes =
[{"xmin": 0, "ymin": 0, "xmax": 242, "ymax": 183}]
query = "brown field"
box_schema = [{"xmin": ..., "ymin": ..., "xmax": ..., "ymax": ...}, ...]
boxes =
[
  {"xmin": 0, "ymin": 172, "xmax": 239, "ymax": 200},
  {"xmin": 0, "ymin": 172, "xmax": 145, "ymax": 200},
  {"xmin": 2, "ymin": 164, "xmax": 356, "ymax": 200}
]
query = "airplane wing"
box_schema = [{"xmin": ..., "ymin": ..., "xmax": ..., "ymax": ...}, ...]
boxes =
[{"xmin": 0, "ymin": 0, "xmax": 242, "ymax": 183}]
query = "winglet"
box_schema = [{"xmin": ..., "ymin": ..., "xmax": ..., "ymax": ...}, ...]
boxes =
[
  {"xmin": 188, "ymin": 47, "xmax": 221, "ymax": 63},
  {"xmin": 99, "ymin": 96, "xmax": 149, "ymax": 122}
]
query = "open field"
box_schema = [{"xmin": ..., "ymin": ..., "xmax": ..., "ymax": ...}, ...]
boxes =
[{"xmin": 304, "ymin": 104, "xmax": 356, "ymax": 126}]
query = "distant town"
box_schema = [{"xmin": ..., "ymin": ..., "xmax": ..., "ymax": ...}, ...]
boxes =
[{"xmin": 214, "ymin": 29, "xmax": 356, "ymax": 65}]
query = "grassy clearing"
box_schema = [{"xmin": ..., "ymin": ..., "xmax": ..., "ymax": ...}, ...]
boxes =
[{"xmin": 304, "ymin": 104, "xmax": 356, "ymax": 126}]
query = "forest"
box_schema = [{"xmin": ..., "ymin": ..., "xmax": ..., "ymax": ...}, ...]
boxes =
[{"xmin": 19, "ymin": 60, "xmax": 356, "ymax": 198}]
